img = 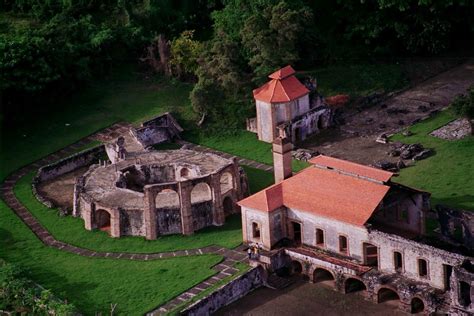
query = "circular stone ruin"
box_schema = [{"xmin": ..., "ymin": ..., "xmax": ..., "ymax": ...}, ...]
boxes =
[{"xmin": 73, "ymin": 150, "xmax": 248, "ymax": 239}]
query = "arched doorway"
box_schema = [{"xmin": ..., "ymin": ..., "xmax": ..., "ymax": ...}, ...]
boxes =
[
  {"xmin": 291, "ymin": 261, "xmax": 303, "ymax": 275},
  {"xmin": 411, "ymin": 297, "xmax": 425, "ymax": 314},
  {"xmin": 345, "ymin": 278, "xmax": 366, "ymax": 293},
  {"xmin": 223, "ymin": 196, "xmax": 234, "ymax": 215},
  {"xmin": 96, "ymin": 209, "xmax": 111, "ymax": 232},
  {"xmin": 377, "ymin": 288, "xmax": 400, "ymax": 304},
  {"xmin": 313, "ymin": 268, "xmax": 334, "ymax": 285}
]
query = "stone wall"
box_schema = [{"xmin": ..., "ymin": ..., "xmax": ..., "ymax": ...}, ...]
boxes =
[
  {"xmin": 182, "ymin": 267, "xmax": 264, "ymax": 316},
  {"xmin": 156, "ymin": 207, "xmax": 182, "ymax": 235},
  {"xmin": 36, "ymin": 145, "xmax": 105, "ymax": 182},
  {"xmin": 120, "ymin": 209, "xmax": 145, "ymax": 236},
  {"xmin": 191, "ymin": 201, "xmax": 213, "ymax": 231},
  {"xmin": 131, "ymin": 112, "xmax": 183, "ymax": 148}
]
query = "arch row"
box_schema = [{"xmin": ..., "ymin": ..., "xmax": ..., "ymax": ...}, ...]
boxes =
[{"xmin": 286, "ymin": 258, "xmax": 430, "ymax": 314}]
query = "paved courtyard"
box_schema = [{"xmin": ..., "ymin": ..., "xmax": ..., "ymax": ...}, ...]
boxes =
[{"xmin": 217, "ymin": 277, "xmax": 405, "ymax": 316}]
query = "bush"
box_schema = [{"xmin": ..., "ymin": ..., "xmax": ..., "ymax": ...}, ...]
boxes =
[{"xmin": 0, "ymin": 260, "xmax": 77, "ymax": 314}]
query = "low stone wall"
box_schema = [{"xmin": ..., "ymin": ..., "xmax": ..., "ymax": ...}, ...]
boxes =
[
  {"xmin": 32, "ymin": 145, "xmax": 105, "ymax": 209},
  {"xmin": 181, "ymin": 266, "xmax": 264, "ymax": 316},
  {"xmin": 35, "ymin": 145, "xmax": 105, "ymax": 182}
]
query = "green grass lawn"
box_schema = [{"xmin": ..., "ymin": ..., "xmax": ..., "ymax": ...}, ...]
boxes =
[
  {"xmin": 391, "ymin": 110, "xmax": 474, "ymax": 210},
  {"xmin": 0, "ymin": 199, "xmax": 222, "ymax": 315}
]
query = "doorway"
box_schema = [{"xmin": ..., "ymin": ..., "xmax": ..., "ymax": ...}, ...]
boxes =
[{"xmin": 292, "ymin": 221, "xmax": 302, "ymax": 245}]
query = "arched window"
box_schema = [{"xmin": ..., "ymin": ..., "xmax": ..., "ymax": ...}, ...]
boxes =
[
  {"xmin": 418, "ymin": 259, "xmax": 428, "ymax": 278},
  {"xmin": 315, "ymin": 228, "xmax": 324, "ymax": 247},
  {"xmin": 220, "ymin": 172, "xmax": 234, "ymax": 194},
  {"xmin": 394, "ymin": 251, "xmax": 403, "ymax": 272},
  {"xmin": 155, "ymin": 189, "xmax": 180, "ymax": 209},
  {"xmin": 180, "ymin": 168, "xmax": 190, "ymax": 178},
  {"xmin": 191, "ymin": 183, "xmax": 212, "ymax": 204}
]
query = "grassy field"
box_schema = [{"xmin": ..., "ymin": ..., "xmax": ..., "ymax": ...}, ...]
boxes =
[
  {"xmin": 0, "ymin": 199, "xmax": 223, "ymax": 315},
  {"xmin": 392, "ymin": 110, "xmax": 474, "ymax": 210}
]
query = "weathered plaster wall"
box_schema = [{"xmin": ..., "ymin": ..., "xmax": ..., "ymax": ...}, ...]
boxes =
[
  {"xmin": 256, "ymin": 100, "xmax": 274, "ymax": 142},
  {"xmin": 156, "ymin": 208, "xmax": 182, "ymax": 235}
]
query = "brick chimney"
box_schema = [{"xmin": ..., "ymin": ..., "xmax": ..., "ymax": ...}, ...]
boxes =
[{"xmin": 273, "ymin": 132, "xmax": 293, "ymax": 183}]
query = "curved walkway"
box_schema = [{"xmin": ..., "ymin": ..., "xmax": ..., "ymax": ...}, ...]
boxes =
[{"xmin": 0, "ymin": 123, "xmax": 249, "ymax": 315}]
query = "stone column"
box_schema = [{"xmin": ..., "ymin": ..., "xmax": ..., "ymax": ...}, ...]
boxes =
[
  {"xmin": 144, "ymin": 187, "xmax": 157, "ymax": 240},
  {"xmin": 179, "ymin": 181, "xmax": 194, "ymax": 235},
  {"xmin": 273, "ymin": 136, "xmax": 293, "ymax": 183},
  {"xmin": 83, "ymin": 202, "xmax": 94, "ymax": 230},
  {"xmin": 210, "ymin": 175, "xmax": 225, "ymax": 226},
  {"xmin": 110, "ymin": 208, "xmax": 121, "ymax": 238}
]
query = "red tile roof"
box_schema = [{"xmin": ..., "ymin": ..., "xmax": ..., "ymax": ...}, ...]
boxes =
[
  {"xmin": 238, "ymin": 158, "xmax": 391, "ymax": 227},
  {"xmin": 309, "ymin": 155, "xmax": 394, "ymax": 183},
  {"xmin": 253, "ymin": 66, "xmax": 309, "ymax": 103},
  {"xmin": 268, "ymin": 65, "xmax": 296, "ymax": 79}
]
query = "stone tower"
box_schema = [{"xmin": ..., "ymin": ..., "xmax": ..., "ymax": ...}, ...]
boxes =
[{"xmin": 272, "ymin": 135, "xmax": 293, "ymax": 183}]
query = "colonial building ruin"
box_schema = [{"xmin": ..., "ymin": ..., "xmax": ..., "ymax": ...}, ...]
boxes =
[
  {"xmin": 246, "ymin": 65, "xmax": 333, "ymax": 143},
  {"xmin": 238, "ymin": 136, "xmax": 474, "ymax": 315},
  {"xmin": 73, "ymin": 149, "xmax": 247, "ymax": 239}
]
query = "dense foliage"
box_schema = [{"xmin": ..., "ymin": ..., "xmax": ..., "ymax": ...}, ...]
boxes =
[
  {"xmin": 1, "ymin": 0, "xmax": 474, "ymax": 127},
  {"xmin": 452, "ymin": 87, "xmax": 474, "ymax": 124},
  {"xmin": 0, "ymin": 260, "xmax": 77, "ymax": 314}
]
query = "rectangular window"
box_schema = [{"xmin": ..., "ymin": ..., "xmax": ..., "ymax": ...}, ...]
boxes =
[
  {"xmin": 252, "ymin": 222, "xmax": 260, "ymax": 239},
  {"xmin": 339, "ymin": 235, "xmax": 348, "ymax": 254},
  {"xmin": 394, "ymin": 252, "xmax": 403, "ymax": 271},
  {"xmin": 418, "ymin": 259, "xmax": 428, "ymax": 278},
  {"xmin": 443, "ymin": 264, "xmax": 453, "ymax": 290},
  {"xmin": 363, "ymin": 243, "xmax": 378, "ymax": 267},
  {"xmin": 316, "ymin": 228, "xmax": 325, "ymax": 247}
]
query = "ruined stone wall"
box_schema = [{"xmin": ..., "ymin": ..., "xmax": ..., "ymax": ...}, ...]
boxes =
[
  {"xmin": 120, "ymin": 209, "xmax": 145, "ymax": 236},
  {"xmin": 131, "ymin": 126, "xmax": 169, "ymax": 147},
  {"xmin": 156, "ymin": 208, "xmax": 182, "ymax": 235},
  {"xmin": 182, "ymin": 267, "xmax": 264, "ymax": 316},
  {"xmin": 369, "ymin": 230, "xmax": 466, "ymax": 290},
  {"xmin": 36, "ymin": 145, "xmax": 105, "ymax": 182},
  {"xmin": 288, "ymin": 106, "xmax": 332, "ymax": 143},
  {"xmin": 191, "ymin": 201, "xmax": 213, "ymax": 231}
]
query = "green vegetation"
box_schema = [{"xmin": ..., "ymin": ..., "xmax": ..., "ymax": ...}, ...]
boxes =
[
  {"xmin": 0, "ymin": 199, "xmax": 223, "ymax": 315},
  {"xmin": 0, "ymin": 260, "xmax": 76, "ymax": 314},
  {"xmin": 242, "ymin": 166, "xmax": 275, "ymax": 194},
  {"xmin": 392, "ymin": 110, "xmax": 474, "ymax": 210}
]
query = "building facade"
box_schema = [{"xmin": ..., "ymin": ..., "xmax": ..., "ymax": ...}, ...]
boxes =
[
  {"xmin": 247, "ymin": 65, "xmax": 333, "ymax": 143},
  {"xmin": 238, "ymin": 137, "xmax": 474, "ymax": 315}
]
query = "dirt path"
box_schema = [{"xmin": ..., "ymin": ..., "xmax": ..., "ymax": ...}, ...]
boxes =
[{"xmin": 303, "ymin": 61, "xmax": 474, "ymax": 165}]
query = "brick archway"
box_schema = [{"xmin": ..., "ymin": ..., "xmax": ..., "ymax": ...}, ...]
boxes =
[
  {"xmin": 312, "ymin": 267, "xmax": 335, "ymax": 285},
  {"xmin": 344, "ymin": 277, "xmax": 367, "ymax": 293},
  {"xmin": 410, "ymin": 297, "xmax": 425, "ymax": 314},
  {"xmin": 96, "ymin": 209, "xmax": 111, "ymax": 232},
  {"xmin": 377, "ymin": 287, "xmax": 401, "ymax": 304}
]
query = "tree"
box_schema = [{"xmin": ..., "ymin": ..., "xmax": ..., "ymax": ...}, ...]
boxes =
[
  {"xmin": 241, "ymin": 1, "xmax": 312, "ymax": 82},
  {"xmin": 451, "ymin": 87, "xmax": 474, "ymax": 135},
  {"xmin": 170, "ymin": 30, "xmax": 204, "ymax": 79}
]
